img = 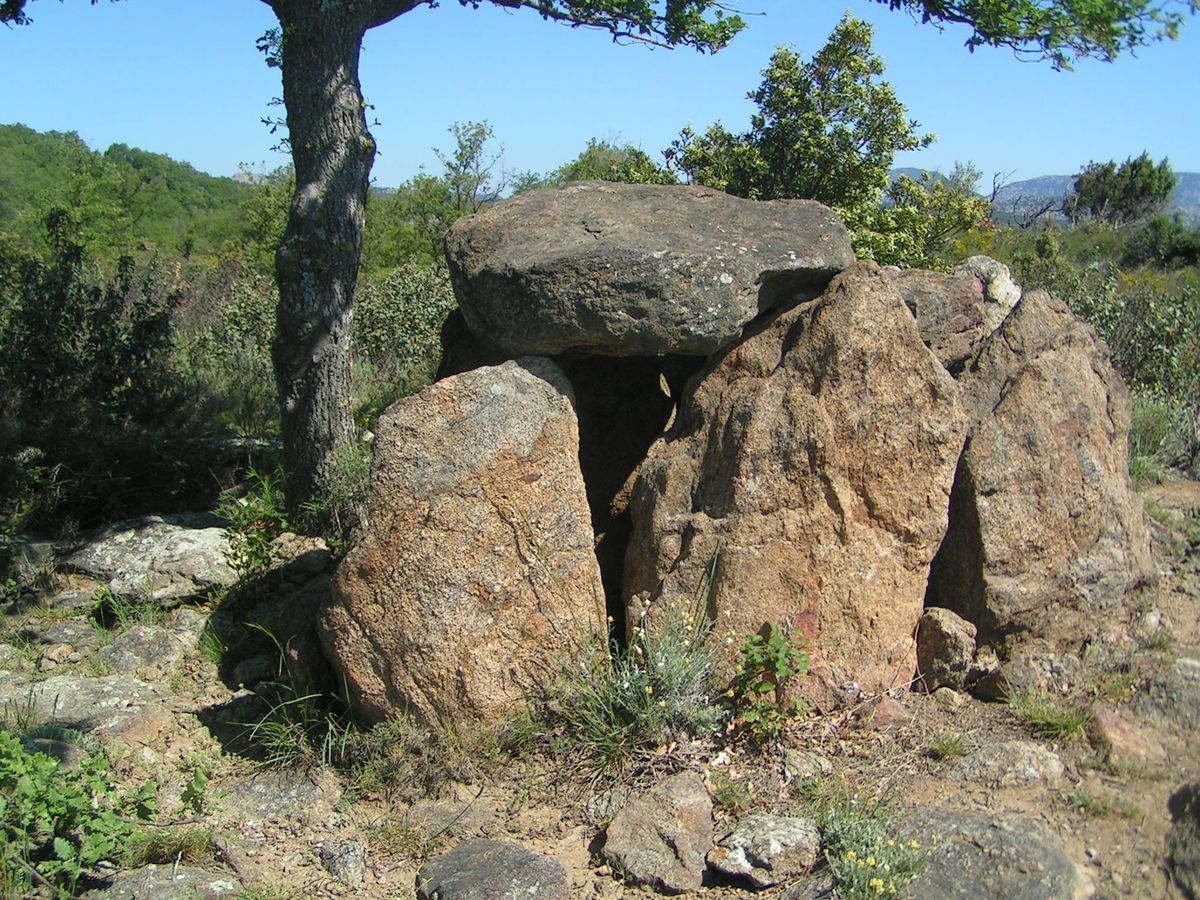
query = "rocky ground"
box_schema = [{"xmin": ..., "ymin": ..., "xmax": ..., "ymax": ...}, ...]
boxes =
[{"xmin": 1, "ymin": 475, "xmax": 1198, "ymax": 900}]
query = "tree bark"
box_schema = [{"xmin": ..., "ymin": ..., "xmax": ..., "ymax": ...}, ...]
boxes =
[{"xmin": 267, "ymin": 3, "xmax": 376, "ymax": 523}]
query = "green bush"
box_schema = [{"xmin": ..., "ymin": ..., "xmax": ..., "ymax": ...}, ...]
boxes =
[
  {"xmin": 728, "ymin": 622, "xmax": 810, "ymax": 744},
  {"xmin": 1125, "ymin": 215, "xmax": 1200, "ymax": 269},
  {"xmin": 0, "ymin": 731, "xmax": 156, "ymax": 896},
  {"xmin": 0, "ymin": 213, "xmax": 221, "ymax": 533},
  {"xmin": 354, "ymin": 262, "xmax": 457, "ymax": 390}
]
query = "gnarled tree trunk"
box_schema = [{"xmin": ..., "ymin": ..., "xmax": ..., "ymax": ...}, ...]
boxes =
[{"xmin": 268, "ymin": 0, "xmax": 419, "ymax": 523}]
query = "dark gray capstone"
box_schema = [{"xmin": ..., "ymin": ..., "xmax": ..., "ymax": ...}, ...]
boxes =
[
  {"xmin": 445, "ymin": 181, "xmax": 854, "ymax": 357},
  {"xmin": 415, "ymin": 839, "xmax": 569, "ymax": 900}
]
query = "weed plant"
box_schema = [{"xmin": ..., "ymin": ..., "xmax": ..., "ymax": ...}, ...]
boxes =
[
  {"xmin": 123, "ymin": 827, "xmax": 215, "ymax": 867},
  {"xmin": 1067, "ymin": 791, "xmax": 1140, "ymax": 820},
  {"xmin": 90, "ymin": 585, "xmax": 163, "ymax": 633},
  {"xmin": 0, "ymin": 731, "xmax": 156, "ymax": 896},
  {"xmin": 217, "ymin": 466, "xmax": 289, "ymax": 580},
  {"xmin": 925, "ymin": 732, "xmax": 967, "ymax": 761},
  {"xmin": 728, "ymin": 622, "xmax": 810, "ymax": 744}
]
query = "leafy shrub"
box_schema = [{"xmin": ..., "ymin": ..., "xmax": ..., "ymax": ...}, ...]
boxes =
[
  {"xmin": 175, "ymin": 267, "xmax": 278, "ymax": 437},
  {"xmin": 1125, "ymin": 215, "xmax": 1200, "ymax": 269},
  {"xmin": 217, "ymin": 466, "xmax": 290, "ymax": 580},
  {"xmin": 728, "ymin": 622, "xmax": 810, "ymax": 744},
  {"xmin": 0, "ymin": 731, "xmax": 156, "ymax": 896},
  {"xmin": 0, "ymin": 213, "xmax": 219, "ymax": 532},
  {"xmin": 354, "ymin": 262, "xmax": 457, "ymax": 393},
  {"xmin": 296, "ymin": 438, "xmax": 372, "ymax": 547}
]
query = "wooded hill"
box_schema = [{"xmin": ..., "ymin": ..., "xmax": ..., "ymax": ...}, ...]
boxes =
[{"xmin": 0, "ymin": 123, "xmax": 248, "ymax": 260}]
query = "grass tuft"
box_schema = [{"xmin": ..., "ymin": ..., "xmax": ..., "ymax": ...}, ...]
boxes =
[{"xmin": 1008, "ymin": 689, "xmax": 1093, "ymax": 741}]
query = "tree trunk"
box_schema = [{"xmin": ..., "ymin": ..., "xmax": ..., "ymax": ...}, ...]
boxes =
[{"xmin": 270, "ymin": 4, "xmax": 376, "ymax": 525}]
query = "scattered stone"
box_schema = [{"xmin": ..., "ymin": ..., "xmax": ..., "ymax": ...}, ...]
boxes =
[
  {"xmin": 416, "ymin": 838, "xmax": 569, "ymax": 900},
  {"xmin": 60, "ymin": 513, "xmax": 236, "ymax": 606},
  {"xmin": 926, "ymin": 289, "xmax": 1153, "ymax": 677},
  {"xmin": 1088, "ymin": 703, "xmax": 1166, "ymax": 768},
  {"xmin": 907, "ymin": 808, "xmax": 1093, "ymax": 899},
  {"xmin": 22, "ymin": 736, "xmax": 89, "ymax": 770},
  {"xmin": 891, "ymin": 268, "xmax": 985, "ymax": 372},
  {"xmin": 850, "ymin": 695, "xmax": 909, "ymax": 731},
  {"xmin": 953, "ymin": 740, "xmax": 1065, "ymax": 787},
  {"xmin": 626, "ymin": 262, "xmax": 967, "ymax": 698},
  {"xmin": 603, "ymin": 771, "xmax": 713, "ymax": 894},
  {"xmin": 319, "ymin": 839, "xmax": 366, "ymax": 887},
  {"xmin": 322, "ymin": 358, "xmax": 606, "ymax": 727},
  {"xmin": 84, "ymin": 865, "xmax": 240, "ymax": 898},
  {"xmin": 446, "ymin": 181, "xmax": 854, "ymax": 357},
  {"xmin": 585, "ymin": 785, "xmax": 634, "ymax": 823},
  {"xmin": 216, "ymin": 769, "xmax": 341, "ymax": 824},
  {"xmin": 951, "ymin": 255, "xmax": 1021, "ymax": 333},
  {"xmin": 782, "ymin": 749, "xmax": 834, "ymax": 783},
  {"xmin": 707, "ymin": 813, "xmax": 821, "ymax": 888},
  {"xmin": 231, "ymin": 652, "xmax": 278, "ymax": 688},
  {"xmin": 915, "ymin": 608, "xmax": 977, "ymax": 692},
  {"xmin": 932, "ymin": 687, "xmax": 967, "ymax": 710},
  {"xmin": 779, "ymin": 870, "xmax": 836, "ymax": 899},
  {"xmin": 1168, "ymin": 782, "xmax": 1200, "ymax": 899}
]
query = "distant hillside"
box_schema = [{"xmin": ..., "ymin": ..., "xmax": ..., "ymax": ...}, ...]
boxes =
[
  {"xmin": 991, "ymin": 171, "xmax": 1200, "ymax": 225},
  {"xmin": 0, "ymin": 123, "xmax": 249, "ymax": 258}
]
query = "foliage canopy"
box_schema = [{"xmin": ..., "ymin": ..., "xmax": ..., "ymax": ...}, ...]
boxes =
[{"xmin": 1064, "ymin": 152, "xmax": 1177, "ymax": 225}]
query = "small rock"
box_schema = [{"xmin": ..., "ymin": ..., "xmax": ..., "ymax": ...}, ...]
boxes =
[
  {"xmin": 851, "ymin": 696, "xmax": 908, "ymax": 731},
  {"xmin": 603, "ymin": 771, "xmax": 713, "ymax": 894},
  {"xmin": 231, "ymin": 653, "xmax": 279, "ymax": 688},
  {"xmin": 22, "ymin": 737, "xmax": 89, "ymax": 770},
  {"xmin": 319, "ymin": 839, "xmax": 366, "ymax": 887},
  {"xmin": 932, "ymin": 687, "xmax": 966, "ymax": 710},
  {"xmin": 1088, "ymin": 703, "xmax": 1165, "ymax": 768},
  {"xmin": 915, "ymin": 608, "xmax": 977, "ymax": 692},
  {"xmin": 782, "ymin": 749, "xmax": 834, "ymax": 783},
  {"xmin": 416, "ymin": 838, "xmax": 569, "ymax": 900},
  {"xmin": 953, "ymin": 740, "xmax": 1065, "ymax": 787},
  {"xmin": 707, "ymin": 813, "xmax": 821, "ymax": 888},
  {"xmin": 1168, "ymin": 781, "xmax": 1200, "ymax": 899}
]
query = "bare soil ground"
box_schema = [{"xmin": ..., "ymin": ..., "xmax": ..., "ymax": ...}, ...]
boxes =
[{"xmin": 2, "ymin": 474, "xmax": 1198, "ymax": 898}]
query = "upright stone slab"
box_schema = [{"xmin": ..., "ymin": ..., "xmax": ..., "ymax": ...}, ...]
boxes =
[
  {"xmin": 625, "ymin": 262, "xmax": 967, "ymax": 700},
  {"xmin": 926, "ymin": 290, "xmax": 1153, "ymax": 665},
  {"xmin": 320, "ymin": 358, "xmax": 606, "ymax": 726},
  {"xmin": 445, "ymin": 181, "xmax": 854, "ymax": 357}
]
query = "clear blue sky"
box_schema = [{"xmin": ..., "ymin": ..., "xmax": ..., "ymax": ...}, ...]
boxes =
[{"xmin": 3, "ymin": 0, "xmax": 1197, "ymax": 189}]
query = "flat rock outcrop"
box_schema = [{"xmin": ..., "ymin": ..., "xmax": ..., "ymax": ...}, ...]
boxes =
[
  {"xmin": 445, "ymin": 181, "xmax": 853, "ymax": 357},
  {"xmin": 60, "ymin": 513, "xmax": 236, "ymax": 605},
  {"xmin": 625, "ymin": 262, "xmax": 967, "ymax": 699},
  {"xmin": 926, "ymin": 289, "xmax": 1153, "ymax": 665},
  {"xmin": 319, "ymin": 358, "xmax": 606, "ymax": 726}
]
